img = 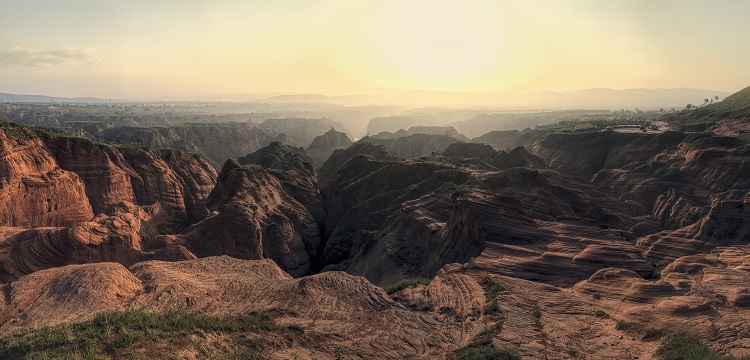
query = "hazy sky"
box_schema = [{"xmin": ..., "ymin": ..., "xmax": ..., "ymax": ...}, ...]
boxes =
[{"xmin": 1, "ymin": 0, "xmax": 749, "ymax": 99}]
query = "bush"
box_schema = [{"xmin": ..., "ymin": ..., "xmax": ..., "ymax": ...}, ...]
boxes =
[
  {"xmin": 383, "ymin": 277, "xmax": 431, "ymax": 294},
  {"xmin": 642, "ymin": 327, "xmax": 665, "ymax": 341},
  {"xmin": 481, "ymin": 278, "xmax": 505, "ymax": 301},
  {"xmin": 483, "ymin": 301, "xmax": 501, "ymax": 315},
  {"xmin": 458, "ymin": 258, "xmax": 479, "ymax": 271},
  {"xmin": 615, "ymin": 320, "xmax": 639, "ymax": 331},
  {"xmin": 320, "ymin": 261, "xmax": 349, "ymax": 273}
]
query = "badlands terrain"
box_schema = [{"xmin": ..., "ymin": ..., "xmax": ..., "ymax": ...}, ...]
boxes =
[{"xmin": 0, "ymin": 86, "xmax": 749, "ymax": 359}]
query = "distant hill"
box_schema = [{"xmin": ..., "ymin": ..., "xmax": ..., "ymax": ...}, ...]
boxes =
[
  {"xmin": 0, "ymin": 92, "xmax": 115, "ymax": 103},
  {"xmin": 255, "ymin": 118, "xmax": 350, "ymax": 148},
  {"xmin": 370, "ymin": 126, "xmax": 468, "ymax": 141},
  {"xmin": 265, "ymin": 88, "xmax": 730, "ymax": 109}
]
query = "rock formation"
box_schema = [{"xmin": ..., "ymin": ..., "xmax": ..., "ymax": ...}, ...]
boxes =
[
  {"xmin": 96, "ymin": 122, "xmax": 286, "ymax": 169},
  {"xmin": 0, "ymin": 201, "xmax": 194, "ymax": 283},
  {"xmin": 357, "ymin": 133, "xmax": 462, "ymax": 159},
  {"xmin": 176, "ymin": 159, "xmax": 321, "ymax": 276},
  {"xmin": 255, "ymin": 118, "xmax": 348, "ymax": 148},
  {"xmin": 305, "ymin": 128, "xmax": 353, "ymax": 167}
]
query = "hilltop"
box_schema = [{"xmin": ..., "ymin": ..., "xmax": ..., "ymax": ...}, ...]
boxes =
[{"xmin": 668, "ymin": 85, "xmax": 750, "ymax": 134}]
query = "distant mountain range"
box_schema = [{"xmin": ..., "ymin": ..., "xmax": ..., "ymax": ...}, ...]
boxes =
[
  {"xmin": 1, "ymin": 87, "xmax": 732, "ymax": 109},
  {"xmin": 266, "ymin": 88, "xmax": 732, "ymax": 109},
  {"xmin": 0, "ymin": 92, "xmax": 122, "ymax": 104}
]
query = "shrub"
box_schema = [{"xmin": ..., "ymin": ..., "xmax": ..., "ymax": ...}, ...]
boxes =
[
  {"xmin": 459, "ymin": 258, "xmax": 479, "ymax": 271},
  {"xmin": 481, "ymin": 278, "xmax": 505, "ymax": 301},
  {"xmin": 615, "ymin": 320, "xmax": 635, "ymax": 331},
  {"xmin": 642, "ymin": 327, "xmax": 665, "ymax": 341},
  {"xmin": 383, "ymin": 277, "xmax": 431, "ymax": 294},
  {"xmin": 483, "ymin": 301, "xmax": 501, "ymax": 315},
  {"xmin": 320, "ymin": 261, "xmax": 349, "ymax": 273}
]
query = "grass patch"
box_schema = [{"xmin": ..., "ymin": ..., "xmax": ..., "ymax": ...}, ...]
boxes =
[
  {"xmin": 656, "ymin": 332, "xmax": 733, "ymax": 360},
  {"xmin": 383, "ymin": 277, "xmax": 431, "ymax": 294},
  {"xmin": 594, "ymin": 310, "xmax": 608, "ymax": 318},
  {"xmin": 0, "ymin": 309, "xmax": 279, "ymax": 359},
  {"xmin": 458, "ymin": 345, "xmax": 520, "ymax": 360}
]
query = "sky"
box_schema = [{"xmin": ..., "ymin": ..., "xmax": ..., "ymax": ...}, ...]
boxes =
[{"xmin": 1, "ymin": 0, "xmax": 749, "ymax": 99}]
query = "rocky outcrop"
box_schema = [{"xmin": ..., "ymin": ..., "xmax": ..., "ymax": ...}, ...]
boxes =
[
  {"xmin": 530, "ymin": 131, "xmax": 687, "ymax": 180},
  {"xmin": 0, "ymin": 121, "xmax": 217, "ymax": 230},
  {"xmin": 441, "ymin": 143, "xmax": 546, "ymax": 170},
  {"xmin": 0, "ymin": 201, "xmax": 194, "ymax": 283},
  {"xmin": 473, "ymin": 129, "xmax": 553, "ymax": 151},
  {"xmin": 370, "ymin": 126, "xmax": 469, "ymax": 141},
  {"xmin": 321, "ymin": 159, "xmax": 471, "ymax": 271},
  {"xmin": 237, "ymin": 141, "xmax": 312, "ymax": 172},
  {"xmin": 98, "ymin": 122, "xmax": 286, "ymax": 169},
  {"xmin": 525, "ymin": 128, "xmax": 750, "ymax": 267},
  {"xmin": 0, "ymin": 122, "xmax": 94, "ymax": 227},
  {"xmin": 638, "ymin": 193, "xmax": 750, "ymax": 263},
  {"xmin": 317, "ymin": 142, "xmax": 401, "ymax": 188},
  {"xmin": 305, "ymin": 129, "xmax": 353, "ymax": 167},
  {"xmin": 176, "ymin": 160, "xmax": 321, "ymax": 276},
  {"xmin": 358, "ymin": 133, "xmax": 461, "ymax": 159},
  {"xmin": 471, "ymin": 130, "xmax": 522, "ymax": 150},
  {"xmin": 238, "ymin": 142, "xmax": 325, "ymax": 225},
  {"xmin": 349, "ymin": 168, "xmax": 653, "ymax": 286},
  {"xmin": 255, "ymin": 118, "xmax": 348, "ymax": 148}
]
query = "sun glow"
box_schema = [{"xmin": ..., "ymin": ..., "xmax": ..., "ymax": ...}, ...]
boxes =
[{"xmin": 377, "ymin": 0, "xmax": 505, "ymax": 88}]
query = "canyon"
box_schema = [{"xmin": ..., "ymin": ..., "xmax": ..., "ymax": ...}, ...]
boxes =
[{"xmin": 0, "ymin": 85, "xmax": 748, "ymax": 359}]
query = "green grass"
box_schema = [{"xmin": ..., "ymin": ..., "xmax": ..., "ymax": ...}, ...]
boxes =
[
  {"xmin": 0, "ymin": 118, "xmax": 39, "ymax": 141},
  {"xmin": 458, "ymin": 345, "xmax": 520, "ymax": 360},
  {"xmin": 0, "ymin": 310, "xmax": 279, "ymax": 360},
  {"xmin": 383, "ymin": 277, "xmax": 431, "ymax": 294},
  {"xmin": 656, "ymin": 332, "xmax": 733, "ymax": 360}
]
